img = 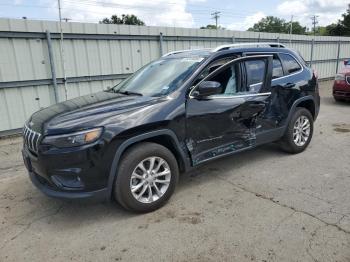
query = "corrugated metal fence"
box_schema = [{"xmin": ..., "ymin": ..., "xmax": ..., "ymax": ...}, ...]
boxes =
[{"xmin": 1, "ymin": 18, "xmax": 350, "ymax": 134}]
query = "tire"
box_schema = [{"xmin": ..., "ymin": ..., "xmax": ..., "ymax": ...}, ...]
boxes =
[
  {"xmin": 279, "ymin": 107, "xmax": 314, "ymax": 154},
  {"xmin": 114, "ymin": 142, "xmax": 179, "ymax": 213}
]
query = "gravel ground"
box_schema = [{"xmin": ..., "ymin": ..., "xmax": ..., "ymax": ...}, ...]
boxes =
[{"xmin": 0, "ymin": 81, "xmax": 349, "ymax": 262}]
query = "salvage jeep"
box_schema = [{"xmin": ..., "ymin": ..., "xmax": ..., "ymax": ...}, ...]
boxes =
[{"xmin": 22, "ymin": 43, "xmax": 320, "ymax": 212}]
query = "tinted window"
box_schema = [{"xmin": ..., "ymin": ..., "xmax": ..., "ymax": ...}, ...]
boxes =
[
  {"xmin": 245, "ymin": 60, "xmax": 266, "ymax": 86},
  {"xmin": 272, "ymin": 58, "xmax": 283, "ymax": 79},
  {"xmin": 280, "ymin": 53, "xmax": 301, "ymax": 74}
]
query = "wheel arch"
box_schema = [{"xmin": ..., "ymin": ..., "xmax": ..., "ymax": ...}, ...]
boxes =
[
  {"xmin": 106, "ymin": 129, "xmax": 190, "ymax": 199},
  {"xmin": 296, "ymin": 99, "xmax": 316, "ymax": 120},
  {"xmin": 281, "ymin": 96, "xmax": 316, "ymax": 134},
  {"xmin": 288, "ymin": 96, "xmax": 316, "ymax": 120}
]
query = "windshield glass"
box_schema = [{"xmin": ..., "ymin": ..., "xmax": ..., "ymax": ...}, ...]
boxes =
[{"xmin": 110, "ymin": 57, "xmax": 204, "ymax": 96}]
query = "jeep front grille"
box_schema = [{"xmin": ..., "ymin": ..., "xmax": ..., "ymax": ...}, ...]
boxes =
[{"xmin": 23, "ymin": 124, "xmax": 41, "ymax": 153}]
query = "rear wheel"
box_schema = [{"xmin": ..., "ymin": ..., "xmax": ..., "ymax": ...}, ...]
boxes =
[
  {"xmin": 114, "ymin": 142, "xmax": 179, "ymax": 212},
  {"xmin": 280, "ymin": 107, "xmax": 313, "ymax": 154}
]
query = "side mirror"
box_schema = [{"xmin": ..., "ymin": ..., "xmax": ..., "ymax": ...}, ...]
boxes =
[
  {"xmin": 194, "ymin": 81, "xmax": 222, "ymax": 97},
  {"xmin": 344, "ymin": 60, "xmax": 349, "ymax": 66}
]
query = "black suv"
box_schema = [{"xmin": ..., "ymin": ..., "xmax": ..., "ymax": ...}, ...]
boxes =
[{"xmin": 22, "ymin": 43, "xmax": 320, "ymax": 212}]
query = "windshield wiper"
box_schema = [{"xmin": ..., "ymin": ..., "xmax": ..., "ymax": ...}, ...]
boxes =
[{"xmin": 115, "ymin": 90, "xmax": 143, "ymax": 96}]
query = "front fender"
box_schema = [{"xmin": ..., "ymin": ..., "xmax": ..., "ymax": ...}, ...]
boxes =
[{"xmin": 106, "ymin": 129, "xmax": 190, "ymax": 199}]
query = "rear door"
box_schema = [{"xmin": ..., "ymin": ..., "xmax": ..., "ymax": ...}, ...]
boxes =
[
  {"xmin": 185, "ymin": 55, "xmax": 273, "ymax": 165},
  {"xmin": 243, "ymin": 52, "xmax": 305, "ymax": 134}
]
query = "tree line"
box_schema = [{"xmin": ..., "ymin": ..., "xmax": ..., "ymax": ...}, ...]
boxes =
[
  {"xmin": 100, "ymin": 4, "xmax": 350, "ymax": 36},
  {"xmin": 247, "ymin": 5, "xmax": 350, "ymax": 36}
]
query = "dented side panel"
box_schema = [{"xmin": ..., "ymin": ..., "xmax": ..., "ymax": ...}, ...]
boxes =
[{"xmin": 185, "ymin": 95, "xmax": 269, "ymax": 165}]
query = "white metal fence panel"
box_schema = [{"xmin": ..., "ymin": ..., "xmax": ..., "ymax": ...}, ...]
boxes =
[{"xmin": 1, "ymin": 18, "xmax": 350, "ymax": 134}]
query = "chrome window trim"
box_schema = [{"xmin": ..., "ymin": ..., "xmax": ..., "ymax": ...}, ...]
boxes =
[
  {"xmin": 209, "ymin": 92, "xmax": 272, "ymax": 99},
  {"xmin": 244, "ymin": 51, "xmax": 304, "ymax": 82},
  {"xmin": 189, "ymin": 91, "xmax": 271, "ymax": 99},
  {"xmin": 188, "ymin": 55, "xmax": 274, "ymax": 99},
  {"xmin": 194, "ymin": 51, "xmax": 304, "ymax": 97}
]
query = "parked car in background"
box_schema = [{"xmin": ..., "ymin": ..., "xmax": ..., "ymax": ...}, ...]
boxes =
[
  {"xmin": 22, "ymin": 43, "xmax": 320, "ymax": 212},
  {"xmin": 344, "ymin": 59, "xmax": 350, "ymax": 68},
  {"xmin": 333, "ymin": 60, "xmax": 350, "ymax": 101}
]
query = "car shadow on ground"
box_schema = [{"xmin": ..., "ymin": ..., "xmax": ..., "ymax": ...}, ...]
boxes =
[{"xmin": 40, "ymin": 142, "xmax": 291, "ymax": 227}]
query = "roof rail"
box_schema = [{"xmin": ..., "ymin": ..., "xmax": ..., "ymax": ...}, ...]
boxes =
[
  {"xmin": 162, "ymin": 48, "xmax": 211, "ymax": 57},
  {"xmin": 212, "ymin": 42, "xmax": 286, "ymax": 52},
  {"xmin": 162, "ymin": 49, "xmax": 191, "ymax": 57}
]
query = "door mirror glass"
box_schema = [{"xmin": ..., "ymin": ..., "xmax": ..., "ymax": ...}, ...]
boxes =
[{"xmin": 195, "ymin": 81, "xmax": 222, "ymax": 97}]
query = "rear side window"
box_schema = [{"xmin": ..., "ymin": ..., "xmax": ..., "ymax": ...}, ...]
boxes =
[
  {"xmin": 245, "ymin": 60, "xmax": 266, "ymax": 86},
  {"xmin": 279, "ymin": 53, "xmax": 302, "ymax": 74},
  {"xmin": 272, "ymin": 58, "xmax": 283, "ymax": 79}
]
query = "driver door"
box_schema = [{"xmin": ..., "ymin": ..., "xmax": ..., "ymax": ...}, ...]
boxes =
[{"xmin": 185, "ymin": 55, "xmax": 273, "ymax": 165}]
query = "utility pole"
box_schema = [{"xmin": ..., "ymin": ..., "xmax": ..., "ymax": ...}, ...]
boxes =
[
  {"xmin": 311, "ymin": 15, "xmax": 319, "ymax": 36},
  {"xmin": 57, "ymin": 0, "xmax": 68, "ymax": 100},
  {"xmin": 289, "ymin": 15, "xmax": 293, "ymax": 44},
  {"xmin": 211, "ymin": 11, "xmax": 221, "ymax": 29}
]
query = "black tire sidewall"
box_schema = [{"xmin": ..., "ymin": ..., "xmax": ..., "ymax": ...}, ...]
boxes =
[
  {"xmin": 114, "ymin": 142, "xmax": 179, "ymax": 213},
  {"xmin": 282, "ymin": 108, "xmax": 314, "ymax": 154}
]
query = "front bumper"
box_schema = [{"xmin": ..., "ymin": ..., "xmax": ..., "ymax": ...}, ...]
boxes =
[
  {"xmin": 333, "ymin": 80, "xmax": 350, "ymax": 100},
  {"xmin": 22, "ymin": 140, "xmax": 113, "ymax": 201},
  {"xmin": 333, "ymin": 90, "xmax": 350, "ymax": 100},
  {"xmin": 28, "ymin": 170, "xmax": 108, "ymax": 201}
]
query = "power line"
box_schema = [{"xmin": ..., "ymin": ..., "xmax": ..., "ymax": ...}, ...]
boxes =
[
  {"xmin": 0, "ymin": 1, "xmax": 316, "ymax": 30},
  {"xmin": 0, "ymin": 2, "xmax": 251, "ymax": 21}
]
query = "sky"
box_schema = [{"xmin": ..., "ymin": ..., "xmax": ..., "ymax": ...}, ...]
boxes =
[{"xmin": 0, "ymin": 0, "xmax": 349, "ymax": 31}]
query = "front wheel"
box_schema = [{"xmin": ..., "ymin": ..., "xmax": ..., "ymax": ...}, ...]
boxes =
[
  {"xmin": 280, "ymin": 107, "xmax": 314, "ymax": 154},
  {"xmin": 114, "ymin": 142, "xmax": 179, "ymax": 213}
]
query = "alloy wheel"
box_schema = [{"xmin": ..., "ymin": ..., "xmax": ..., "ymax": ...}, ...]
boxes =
[
  {"xmin": 293, "ymin": 115, "xmax": 311, "ymax": 147},
  {"xmin": 130, "ymin": 157, "xmax": 171, "ymax": 203}
]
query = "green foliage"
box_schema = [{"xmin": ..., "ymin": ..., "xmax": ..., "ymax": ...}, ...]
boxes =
[
  {"xmin": 200, "ymin": 24, "xmax": 225, "ymax": 30},
  {"xmin": 326, "ymin": 4, "xmax": 350, "ymax": 36},
  {"xmin": 248, "ymin": 16, "xmax": 307, "ymax": 34},
  {"xmin": 100, "ymin": 14, "xmax": 145, "ymax": 26}
]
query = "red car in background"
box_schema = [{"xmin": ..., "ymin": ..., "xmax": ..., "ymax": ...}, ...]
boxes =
[{"xmin": 333, "ymin": 60, "xmax": 350, "ymax": 101}]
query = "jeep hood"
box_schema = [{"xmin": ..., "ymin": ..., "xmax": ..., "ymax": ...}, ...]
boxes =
[{"xmin": 29, "ymin": 91, "xmax": 160, "ymax": 135}]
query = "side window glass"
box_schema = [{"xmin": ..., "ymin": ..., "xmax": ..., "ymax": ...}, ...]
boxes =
[
  {"xmin": 245, "ymin": 60, "xmax": 266, "ymax": 86},
  {"xmin": 207, "ymin": 64, "xmax": 240, "ymax": 96},
  {"xmin": 193, "ymin": 57, "xmax": 236, "ymax": 85},
  {"xmin": 203, "ymin": 59, "xmax": 268, "ymax": 96},
  {"xmin": 280, "ymin": 53, "xmax": 301, "ymax": 74},
  {"xmin": 272, "ymin": 58, "xmax": 283, "ymax": 79}
]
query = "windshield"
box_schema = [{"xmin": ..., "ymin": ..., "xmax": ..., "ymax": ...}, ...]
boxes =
[{"xmin": 110, "ymin": 57, "xmax": 204, "ymax": 96}]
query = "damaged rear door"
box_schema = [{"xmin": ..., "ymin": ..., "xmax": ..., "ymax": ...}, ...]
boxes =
[{"xmin": 185, "ymin": 55, "xmax": 273, "ymax": 165}]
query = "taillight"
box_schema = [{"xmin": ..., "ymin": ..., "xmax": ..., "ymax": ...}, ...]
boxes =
[{"xmin": 335, "ymin": 73, "xmax": 345, "ymax": 81}]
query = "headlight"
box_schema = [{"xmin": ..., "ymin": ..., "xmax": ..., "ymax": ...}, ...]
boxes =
[
  {"xmin": 42, "ymin": 127, "xmax": 103, "ymax": 148},
  {"xmin": 335, "ymin": 73, "xmax": 345, "ymax": 81}
]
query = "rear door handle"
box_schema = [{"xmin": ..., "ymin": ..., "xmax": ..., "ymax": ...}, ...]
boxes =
[{"xmin": 283, "ymin": 83, "xmax": 296, "ymax": 89}]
